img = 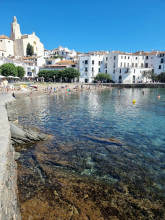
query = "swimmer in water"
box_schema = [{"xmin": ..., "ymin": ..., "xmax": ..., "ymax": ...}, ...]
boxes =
[{"xmin": 157, "ymin": 94, "xmax": 160, "ymax": 99}]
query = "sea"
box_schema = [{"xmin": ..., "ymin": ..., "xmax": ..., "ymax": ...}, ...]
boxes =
[{"xmin": 15, "ymin": 87, "xmax": 165, "ymax": 220}]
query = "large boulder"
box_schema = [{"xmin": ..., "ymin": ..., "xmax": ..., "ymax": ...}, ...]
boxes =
[{"xmin": 10, "ymin": 122, "xmax": 47, "ymax": 145}]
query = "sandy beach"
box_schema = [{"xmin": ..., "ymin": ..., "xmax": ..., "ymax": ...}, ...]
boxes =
[{"xmin": 9, "ymin": 82, "xmax": 112, "ymax": 97}]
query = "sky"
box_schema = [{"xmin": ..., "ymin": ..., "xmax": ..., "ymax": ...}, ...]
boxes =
[{"xmin": 0, "ymin": 0, "xmax": 165, "ymax": 53}]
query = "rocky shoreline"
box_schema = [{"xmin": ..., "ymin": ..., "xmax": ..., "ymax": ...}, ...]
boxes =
[{"xmin": 0, "ymin": 93, "xmax": 50, "ymax": 219}]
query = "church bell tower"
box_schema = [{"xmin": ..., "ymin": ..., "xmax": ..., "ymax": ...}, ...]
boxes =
[{"xmin": 11, "ymin": 16, "xmax": 22, "ymax": 40}]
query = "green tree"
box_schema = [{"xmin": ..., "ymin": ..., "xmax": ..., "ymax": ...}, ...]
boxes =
[
  {"xmin": 95, "ymin": 73, "xmax": 112, "ymax": 82},
  {"xmin": 50, "ymin": 55, "xmax": 63, "ymax": 60},
  {"xmin": 0, "ymin": 63, "xmax": 17, "ymax": 76},
  {"xmin": 142, "ymin": 70, "xmax": 157, "ymax": 82},
  {"xmin": 38, "ymin": 70, "xmax": 61, "ymax": 82},
  {"xmin": 156, "ymin": 72, "xmax": 165, "ymax": 82},
  {"xmin": 26, "ymin": 43, "xmax": 34, "ymax": 56},
  {"xmin": 17, "ymin": 66, "xmax": 25, "ymax": 78},
  {"xmin": 62, "ymin": 68, "xmax": 80, "ymax": 81},
  {"xmin": 38, "ymin": 68, "xmax": 80, "ymax": 82}
]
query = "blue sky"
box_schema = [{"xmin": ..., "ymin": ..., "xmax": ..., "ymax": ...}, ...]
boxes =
[{"xmin": 0, "ymin": 0, "xmax": 165, "ymax": 52}]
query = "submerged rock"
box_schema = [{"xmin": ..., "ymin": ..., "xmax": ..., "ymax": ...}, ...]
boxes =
[{"xmin": 10, "ymin": 122, "xmax": 48, "ymax": 145}]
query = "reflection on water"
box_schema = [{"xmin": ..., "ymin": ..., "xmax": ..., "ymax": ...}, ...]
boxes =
[{"xmin": 16, "ymin": 88, "xmax": 165, "ymax": 219}]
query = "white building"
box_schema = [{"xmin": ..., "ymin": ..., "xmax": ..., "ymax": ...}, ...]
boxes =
[
  {"xmin": 144, "ymin": 51, "xmax": 165, "ymax": 75},
  {"xmin": 104, "ymin": 51, "xmax": 152, "ymax": 83},
  {"xmin": 40, "ymin": 60, "xmax": 78, "ymax": 72},
  {"xmin": 49, "ymin": 45, "xmax": 77, "ymax": 60},
  {"xmin": 0, "ymin": 35, "xmax": 14, "ymax": 57},
  {"xmin": 0, "ymin": 16, "xmax": 44, "ymax": 58},
  {"xmin": 79, "ymin": 50, "xmax": 165, "ymax": 83},
  {"xmin": 79, "ymin": 53, "xmax": 104, "ymax": 83},
  {"xmin": 0, "ymin": 56, "xmax": 44, "ymax": 78}
]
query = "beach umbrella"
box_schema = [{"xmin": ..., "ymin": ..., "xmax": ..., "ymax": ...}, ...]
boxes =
[
  {"xmin": 7, "ymin": 76, "xmax": 14, "ymax": 78},
  {"xmin": 14, "ymin": 76, "xmax": 20, "ymax": 79},
  {"xmin": 0, "ymin": 75, "xmax": 4, "ymax": 78}
]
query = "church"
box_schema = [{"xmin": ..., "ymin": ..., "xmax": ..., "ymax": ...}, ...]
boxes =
[{"xmin": 0, "ymin": 16, "xmax": 44, "ymax": 58}]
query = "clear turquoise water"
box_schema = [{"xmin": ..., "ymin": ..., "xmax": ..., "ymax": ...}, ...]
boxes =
[{"xmin": 16, "ymin": 88, "xmax": 165, "ymax": 198}]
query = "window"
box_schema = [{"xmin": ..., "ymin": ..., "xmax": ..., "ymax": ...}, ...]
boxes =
[
  {"xmin": 120, "ymin": 62, "xmax": 122, "ymax": 67},
  {"xmin": 98, "ymin": 68, "xmax": 101, "ymax": 72},
  {"xmin": 114, "ymin": 56, "xmax": 116, "ymax": 60},
  {"xmin": 98, "ymin": 61, "xmax": 101, "ymax": 65},
  {"xmin": 27, "ymin": 72, "xmax": 32, "ymax": 76},
  {"xmin": 128, "ymin": 56, "xmax": 130, "ymax": 59},
  {"xmin": 85, "ymin": 67, "xmax": 88, "ymax": 72},
  {"xmin": 124, "ymin": 63, "xmax": 126, "ymax": 67},
  {"xmin": 135, "ymin": 57, "xmax": 138, "ymax": 60},
  {"xmin": 92, "ymin": 69, "xmax": 94, "ymax": 76},
  {"xmin": 125, "ymin": 69, "xmax": 129, "ymax": 73},
  {"xmin": 121, "ymin": 56, "xmax": 123, "ymax": 59},
  {"xmin": 106, "ymin": 57, "xmax": 108, "ymax": 61},
  {"xmin": 134, "ymin": 69, "xmax": 136, "ymax": 73},
  {"xmin": 8, "ymin": 41, "xmax": 10, "ymax": 43},
  {"xmin": 161, "ymin": 58, "xmax": 164, "ymax": 63},
  {"xmin": 127, "ymin": 63, "xmax": 129, "ymax": 67},
  {"xmin": 113, "ymin": 62, "xmax": 115, "ymax": 68},
  {"xmin": 105, "ymin": 63, "xmax": 107, "ymax": 68},
  {"xmin": 124, "ymin": 56, "xmax": 126, "ymax": 59},
  {"xmin": 146, "ymin": 56, "xmax": 149, "ymax": 60},
  {"xmin": 135, "ymin": 63, "xmax": 138, "ymax": 67},
  {"xmin": 132, "ymin": 63, "xmax": 134, "ymax": 67},
  {"xmin": 113, "ymin": 69, "xmax": 115, "ymax": 74},
  {"xmin": 92, "ymin": 60, "xmax": 94, "ymax": 65},
  {"xmin": 145, "ymin": 63, "xmax": 148, "ymax": 68},
  {"xmin": 120, "ymin": 69, "xmax": 121, "ymax": 73},
  {"xmin": 141, "ymin": 63, "xmax": 143, "ymax": 68},
  {"xmin": 0, "ymin": 40, "xmax": 2, "ymax": 42},
  {"xmin": 105, "ymin": 70, "xmax": 107, "ymax": 73},
  {"xmin": 159, "ymin": 65, "xmax": 161, "ymax": 69},
  {"xmin": 85, "ymin": 60, "xmax": 88, "ymax": 64}
]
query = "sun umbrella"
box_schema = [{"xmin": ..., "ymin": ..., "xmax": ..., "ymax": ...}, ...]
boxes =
[
  {"xmin": 14, "ymin": 76, "xmax": 20, "ymax": 79},
  {"xmin": 0, "ymin": 75, "xmax": 4, "ymax": 78},
  {"xmin": 7, "ymin": 76, "xmax": 14, "ymax": 78}
]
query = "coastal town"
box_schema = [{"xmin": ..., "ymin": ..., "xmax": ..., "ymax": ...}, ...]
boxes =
[
  {"xmin": 0, "ymin": 16, "xmax": 165, "ymax": 84},
  {"xmin": 0, "ymin": 14, "xmax": 165, "ymax": 220}
]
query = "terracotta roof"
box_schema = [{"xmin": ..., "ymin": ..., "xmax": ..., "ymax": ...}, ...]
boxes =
[
  {"xmin": 0, "ymin": 35, "xmax": 11, "ymax": 40},
  {"xmin": 22, "ymin": 57, "xmax": 38, "ymax": 60},
  {"xmin": 145, "ymin": 51, "xmax": 165, "ymax": 55},
  {"xmin": 43, "ymin": 65, "xmax": 67, "ymax": 68},
  {"xmin": 56, "ymin": 60, "xmax": 77, "ymax": 65},
  {"xmin": 23, "ymin": 60, "xmax": 36, "ymax": 63}
]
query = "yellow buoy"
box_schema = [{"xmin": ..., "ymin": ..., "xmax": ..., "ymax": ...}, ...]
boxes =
[{"xmin": 133, "ymin": 99, "xmax": 136, "ymax": 104}]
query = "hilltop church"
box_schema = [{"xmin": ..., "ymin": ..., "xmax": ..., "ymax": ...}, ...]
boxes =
[{"xmin": 0, "ymin": 16, "xmax": 44, "ymax": 58}]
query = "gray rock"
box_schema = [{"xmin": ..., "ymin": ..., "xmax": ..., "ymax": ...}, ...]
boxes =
[{"xmin": 9, "ymin": 122, "xmax": 47, "ymax": 145}]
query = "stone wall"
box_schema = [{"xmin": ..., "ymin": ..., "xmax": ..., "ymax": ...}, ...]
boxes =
[
  {"xmin": 0, "ymin": 94, "xmax": 20, "ymax": 220},
  {"xmin": 87, "ymin": 83, "xmax": 165, "ymax": 88}
]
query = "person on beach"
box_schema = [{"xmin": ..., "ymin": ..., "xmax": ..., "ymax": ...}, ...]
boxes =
[
  {"xmin": 0, "ymin": 80, "xmax": 4, "ymax": 93},
  {"xmin": 3, "ymin": 79, "xmax": 8, "ymax": 93}
]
